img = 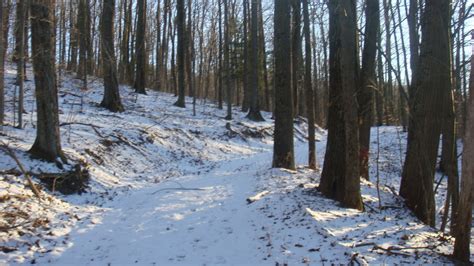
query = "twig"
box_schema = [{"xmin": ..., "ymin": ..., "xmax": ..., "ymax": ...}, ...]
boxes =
[
  {"xmin": 0, "ymin": 141, "xmax": 42, "ymax": 200},
  {"xmin": 434, "ymin": 174, "xmax": 446, "ymax": 195}
]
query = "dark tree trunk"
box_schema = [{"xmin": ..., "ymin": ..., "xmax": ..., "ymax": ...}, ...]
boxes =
[
  {"xmin": 407, "ymin": 0, "xmax": 419, "ymax": 100},
  {"xmin": 258, "ymin": 0, "xmax": 270, "ymax": 112},
  {"xmin": 319, "ymin": 0, "xmax": 363, "ymax": 211},
  {"xmin": 302, "ymin": 0, "xmax": 315, "ymax": 170},
  {"xmin": 241, "ymin": 0, "xmax": 249, "ymax": 112},
  {"xmin": 16, "ymin": 0, "xmax": 26, "ymax": 129},
  {"xmin": 29, "ymin": 0, "xmax": 65, "ymax": 163},
  {"xmin": 100, "ymin": 0, "xmax": 123, "ymax": 112},
  {"xmin": 358, "ymin": 0, "xmax": 379, "ymax": 180},
  {"xmin": 224, "ymin": 0, "xmax": 231, "ymax": 120},
  {"xmin": 400, "ymin": 0, "xmax": 451, "ymax": 227},
  {"xmin": 119, "ymin": 0, "xmax": 131, "ymax": 84},
  {"xmin": 246, "ymin": 0, "xmax": 264, "ymax": 122},
  {"xmin": 134, "ymin": 0, "xmax": 147, "ymax": 94},
  {"xmin": 291, "ymin": 0, "xmax": 300, "ymax": 117},
  {"xmin": 67, "ymin": 0, "xmax": 77, "ymax": 72},
  {"xmin": 217, "ymin": 0, "xmax": 223, "ymax": 109},
  {"xmin": 174, "ymin": 0, "xmax": 186, "ymax": 107},
  {"xmin": 272, "ymin": 0, "xmax": 294, "ymax": 170}
]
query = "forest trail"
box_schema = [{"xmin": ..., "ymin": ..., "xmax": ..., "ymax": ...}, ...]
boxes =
[{"xmin": 48, "ymin": 151, "xmax": 271, "ymax": 265}]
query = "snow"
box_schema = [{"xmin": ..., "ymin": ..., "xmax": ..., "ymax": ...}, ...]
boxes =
[{"xmin": 1, "ymin": 64, "xmax": 472, "ymax": 265}]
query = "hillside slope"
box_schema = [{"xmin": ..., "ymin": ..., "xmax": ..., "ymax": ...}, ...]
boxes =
[{"xmin": 0, "ymin": 65, "xmax": 469, "ymax": 265}]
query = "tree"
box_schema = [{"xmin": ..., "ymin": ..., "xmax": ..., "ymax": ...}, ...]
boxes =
[
  {"xmin": 16, "ymin": 0, "xmax": 27, "ymax": 129},
  {"xmin": 174, "ymin": 0, "xmax": 186, "ymax": 107},
  {"xmin": 399, "ymin": 0, "xmax": 451, "ymax": 226},
  {"xmin": 100, "ymin": 0, "xmax": 124, "ymax": 112},
  {"xmin": 134, "ymin": 0, "xmax": 147, "ymax": 94},
  {"xmin": 246, "ymin": 0, "xmax": 264, "ymax": 122},
  {"xmin": 241, "ymin": 0, "xmax": 249, "ymax": 112},
  {"xmin": 224, "ymin": 0, "xmax": 232, "ymax": 119},
  {"xmin": 319, "ymin": 0, "xmax": 363, "ymax": 211},
  {"xmin": 358, "ymin": 0, "xmax": 379, "ymax": 180},
  {"xmin": 272, "ymin": 0, "xmax": 295, "ymax": 170},
  {"xmin": 29, "ymin": 0, "xmax": 65, "ymax": 163},
  {"xmin": 119, "ymin": 0, "xmax": 133, "ymax": 84},
  {"xmin": 291, "ymin": 0, "xmax": 300, "ymax": 117},
  {"xmin": 302, "ymin": 0, "xmax": 315, "ymax": 169},
  {"xmin": 77, "ymin": 0, "xmax": 91, "ymax": 80},
  {"xmin": 452, "ymin": 37, "xmax": 474, "ymax": 262}
]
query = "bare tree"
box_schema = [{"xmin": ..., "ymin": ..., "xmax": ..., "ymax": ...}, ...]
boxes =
[
  {"xmin": 452, "ymin": 34, "xmax": 474, "ymax": 262},
  {"xmin": 319, "ymin": 0, "xmax": 363, "ymax": 210},
  {"xmin": 272, "ymin": 0, "xmax": 295, "ymax": 170},
  {"xmin": 134, "ymin": 0, "xmax": 147, "ymax": 94},
  {"xmin": 358, "ymin": 0, "xmax": 380, "ymax": 180},
  {"xmin": 400, "ymin": 0, "xmax": 451, "ymax": 226},
  {"xmin": 303, "ymin": 0, "xmax": 315, "ymax": 169},
  {"xmin": 29, "ymin": 0, "xmax": 65, "ymax": 163},
  {"xmin": 100, "ymin": 0, "xmax": 124, "ymax": 112},
  {"xmin": 246, "ymin": 0, "xmax": 264, "ymax": 122}
]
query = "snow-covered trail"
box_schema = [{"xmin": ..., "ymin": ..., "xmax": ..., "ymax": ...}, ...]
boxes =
[{"xmin": 44, "ymin": 150, "xmax": 275, "ymax": 265}]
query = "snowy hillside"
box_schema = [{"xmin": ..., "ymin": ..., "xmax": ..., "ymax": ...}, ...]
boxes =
[{"xmin": 0, "ymin": 65, "xmax": 471, "ymax": 265}]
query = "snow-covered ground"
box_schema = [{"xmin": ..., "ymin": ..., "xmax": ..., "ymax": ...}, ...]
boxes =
[{"xmin": 0, "ymin": 64, "xmax": 472, "ymax": 265}]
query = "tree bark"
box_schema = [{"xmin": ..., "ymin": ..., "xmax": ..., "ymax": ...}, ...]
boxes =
[
  {"xmin": 272, "ymin": 0, "xmax": 294, "ymax": 170},
  {"xmin": 100, "ymin": 0, "xmax": 124, "ymax": 112},
  {"xmin": 302, "ymin": 0, "xmax": 315, "ymax": 170},
  {"xmin": 452, "ymin": 35, "xmax": 474, "ymax": 262},
  {"xmin": 29, "ymin": 0, "xmax": 65, "ymax": 163},
  {"xmin": 224, "ymin": 0, "xmax": 231, "ymax": 120},
  {"xmin": 319, "ymin": 0, "xmax": 363, "ymax": 211},
  {"xmin": 134, "ymin": 0, "xmax": 147, "ymax": 94},
  {"xmin": 174, "ymin": 0, "xmax": 186, "ymax": 107},
  {"xmin": 246, "ymin": 0, "xmax": 264, "ymax": 122},
  {"xmin": 400, "ymin": 0, "xmax": 451, "ymax": 227},
  {"xmin": 358, "ymin": 0, "xmax": 379, "ymax": 180},
  {"xmin": 242, "ymin": 0, "xmax": 249, "ymax": 112},
  {"xmin": 291, "ymin": 0, "xmax": 300, "ymax": 117}
]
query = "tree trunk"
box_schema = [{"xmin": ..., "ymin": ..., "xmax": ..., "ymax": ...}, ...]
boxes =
[
  {"xmin": 241, "ymin": 0, "xmax": 249, "ymax": 112},
  {"xmin": 302, "ymin": 0, "xmax": 315, "ymax": 170},
  {"xmin": 272, "ymin": 0, "xmax": 294, "ymax": 170},
  {"xmin": 452, "ymin": 36, "xmax": 474, "ymax": 262},
  {"xmin": 291, "ymin": 0, "xmax": 300, "ymax": 117},
  {"xmin": 174, "ymin": 0, "xmax": 186, "ymax": 107},
  {"xmin": 100, "ymin": 0, "xmax": 124, "ymax": 112},
  {"xmin": 319, "ymin": 0, "xmax": 363, "ymax": 211},
  {"xmin": 224, "ymin": 0, "xmax": 231, "ymax": 120},
  {"xmin": 134, "ymin": 0, "xmax": 147, "ymax": 94},
  {"xmin": 29, "ymin": 0, "xmax": 65, "ymax": 163},
  {"xmin": 358, "ymin": 0, "xmax": 379, "ymax": 180},
  {"xmin": 16, "ymin": 0, "xmax": 27, "ymax": 129},
  {"xmin": 399, "ymin": 0, "xmax": 451, "ymax": 227},
  {"xmin": 246, "ymin": 0, "xmax": 264, "ymax": 122}
]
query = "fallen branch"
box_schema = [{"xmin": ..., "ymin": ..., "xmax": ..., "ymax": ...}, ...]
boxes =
[
  {"xmin": 60, "ymin": 122, "xmax": 104, "ymax": 137},
  {"xmin": 247, "ymin": 191, "xmax": 270, "ymax": 204},
  {"xmin": 0, "ymin": 142, "xmax": 42, "ymax": 200}
]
